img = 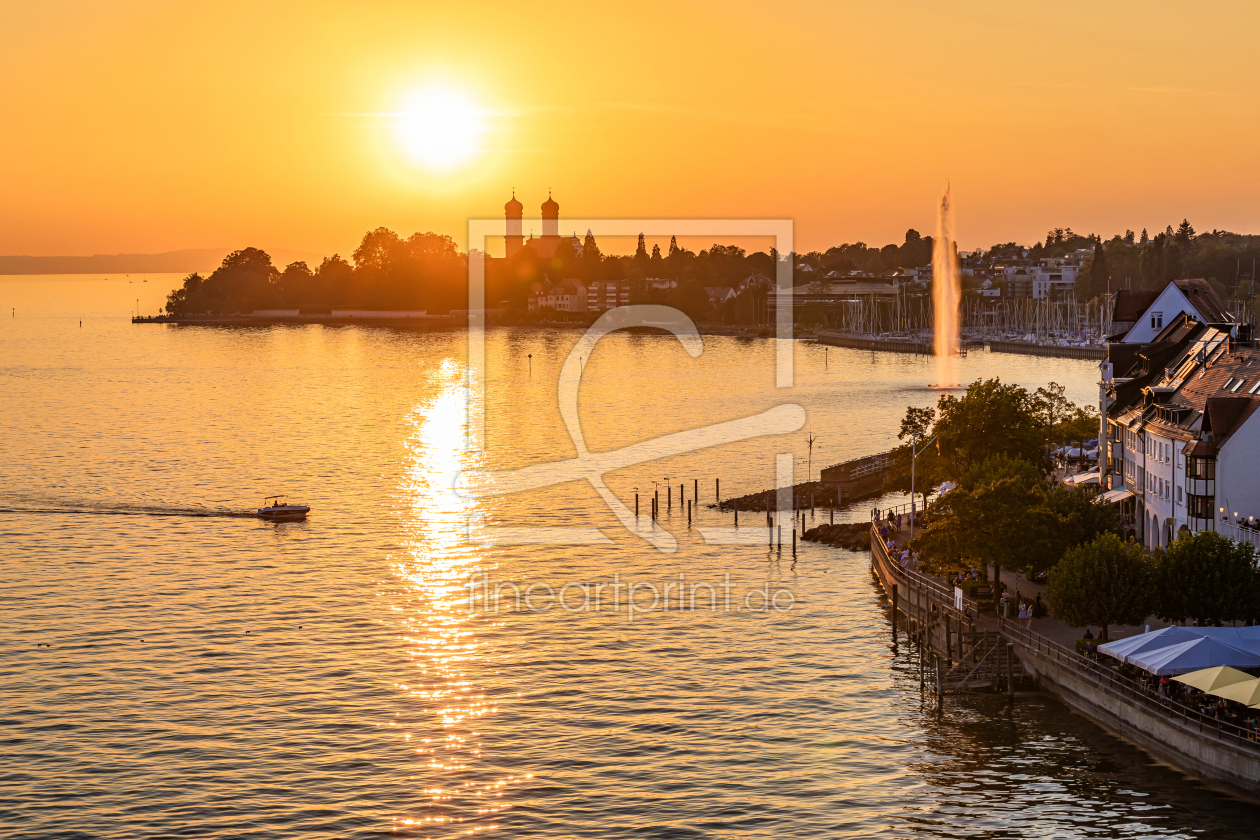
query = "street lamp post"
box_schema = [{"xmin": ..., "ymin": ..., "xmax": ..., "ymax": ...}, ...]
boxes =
[{"xmin": 910, "ymin": 432, "xmax": 938, "ymax": 541}]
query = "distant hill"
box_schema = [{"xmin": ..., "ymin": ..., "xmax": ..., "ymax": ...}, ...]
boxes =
[{"xmin": 0, "ymin": 248, "xmax": 325, "ymax": 275}]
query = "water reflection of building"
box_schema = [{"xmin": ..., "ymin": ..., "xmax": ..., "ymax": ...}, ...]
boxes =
[{"xmin": 505, "ymin": 190, "xmax": 581, "ymax": 259}]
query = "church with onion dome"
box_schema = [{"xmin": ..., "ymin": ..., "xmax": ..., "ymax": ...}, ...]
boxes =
[{"xmin": 504, "ymin": 190, "xmax": 582, "ymax": 260}]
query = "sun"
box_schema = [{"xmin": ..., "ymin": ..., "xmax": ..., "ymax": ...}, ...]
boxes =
[{"xmin": 394, "ymin": 86, "xmax": 486, "ymax": 172}]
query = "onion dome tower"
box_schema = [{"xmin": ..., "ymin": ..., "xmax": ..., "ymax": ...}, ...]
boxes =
[
  {"xmin": 541, "ymin": 190, "xmax": 559, "ymax": 239},
  {"xmin": 505, "ymin": 189, "xmax": 524, "ymax": 258}
]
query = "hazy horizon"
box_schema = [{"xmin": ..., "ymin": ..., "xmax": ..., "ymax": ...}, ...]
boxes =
[{"xmin": 5, "ymin": 1, "xmax": 1260, "ymax": 258}]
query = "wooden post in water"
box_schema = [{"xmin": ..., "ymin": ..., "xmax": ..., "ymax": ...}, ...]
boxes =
[
  {"xmin": 830, "ymin": 508, "xmax": 834, "ymax": 525},
  {"xmin": 777, "ymin": 525, "xmax": 782, "ymax": 553},
  {"xmin": 891, "ymin": 584, "xmax": 899, "ymax": 642},
  {"xmin": 680, "ymin": 484, "xmax": 684, "ymax": 510},
  {"xmin": 688, "ymin": 500, "xmax": 692, "ymax": 526},
  {"xmin": 811, "ymin": 493, "xmax": 815, "ymax": 515},
  {"xmin": 716, "ymin": 478, "xmax": 720, "ymax": 503},
  {"xmin": 792, "ymin": 528, "xmax": 796, "ymax": 555},
  {"xmin": 1007, "ymin": 644, "xmax": 1015, "ymax": 699},
  {"xmin": 635, "ymin": 493, "xmax": 639, "ymax": 517},
  {"xmin": 734, "ymin": 499, "xmax": 738, "ymax": 526},
  {"xmin": 919, "ymin": 633, "xmax": 925, "ymax": 691},
  {"xmin": 694, "ymin": 479, "xmax": 698, "ymax": 506},
  {"xmin": 668, "ymin": 486, "xmax": 671, "ymax": 512}
]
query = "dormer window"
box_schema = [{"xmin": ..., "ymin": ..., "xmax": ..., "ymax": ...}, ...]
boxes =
[{"xmin": 1151, "ymin": 311, "xmax": 1163, "ymax": 329}]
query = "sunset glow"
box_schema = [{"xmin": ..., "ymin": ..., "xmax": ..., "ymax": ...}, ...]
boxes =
[
  {"xmin": 394, "ymin": 87, "xmax": 487, "ymax": 173},
  {"xmin": 5, "ymin": 2, "xmax": 1260, "ymax": 257}
]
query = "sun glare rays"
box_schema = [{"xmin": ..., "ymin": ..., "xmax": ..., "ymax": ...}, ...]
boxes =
[{"xmin": 393, "ymin": 86, "xmax": 489, "ymax": 173}]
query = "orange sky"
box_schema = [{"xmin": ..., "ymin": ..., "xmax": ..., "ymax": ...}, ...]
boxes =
[{"xmin": 4, "ymin": 0, "xmax": 1260, "ymax": 259}]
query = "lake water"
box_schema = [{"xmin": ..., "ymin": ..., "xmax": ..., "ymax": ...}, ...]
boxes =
[{"xmin": 3, "ymin": 275, "xmax": 1258, "ymax": 838}]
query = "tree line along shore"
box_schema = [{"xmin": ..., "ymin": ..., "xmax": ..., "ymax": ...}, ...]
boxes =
[{"xmin": 160, "ymin": 217, "xmax": 1260, "ymax": 322}]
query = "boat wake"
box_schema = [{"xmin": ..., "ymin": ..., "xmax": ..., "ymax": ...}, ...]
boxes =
[{"xmin": 0, "ymin": 502, "xmax": 259, "ymax": 519}]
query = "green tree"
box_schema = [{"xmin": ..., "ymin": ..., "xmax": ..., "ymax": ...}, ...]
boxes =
[
  {"xmin": 911, "ymin": 472, "xmax": 1052, "ymax": 576},
  {"xmin": 672, "ymin": 279, "xmax": 710, "ymax": 322},
  {"xmin": 933, "ymin": 378, "xmax": 1048, "ymax": 478},
  {"xmin": 886, "ymin": 405, "xmax": 941, "ymax": 505},
  {"xmin": 1034, "ymin": 382, "xmax": 1072, "ymax": 432},
  {"xmin": 1175, "ymin": 219, "xmax": 1196, "ymax": 246},
  {"xmin": 1157, "ymin": 530, "xmax": 1260, "ymax": 626},
  {"xmin": 1047, "ymin": 533, "xmax": 1155, "ymax": 639},
  {"xmin": 1089, "ymin": 241, "xmax": 1108, "ymax": 299},
  {"xmin": 1041, "ymin": 485, "xmax": 1117, "ymax": 561},
  {"xmin": 898, "ymin": 405, "xmax": 935, "ymax": 443},
  {"xmin": 958, "ymin": 453, "xmax": 1043, "ymax": 492}
]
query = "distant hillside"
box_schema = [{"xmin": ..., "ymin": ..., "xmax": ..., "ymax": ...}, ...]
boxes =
[{"xmin": 0, "ymin": 248, "xmax": 324, "ymax": 275}]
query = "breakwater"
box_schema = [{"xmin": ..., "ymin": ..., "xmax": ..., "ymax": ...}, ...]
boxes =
[
  {"xmin": 817, "ymin": 331, "xmax": 1106, "ymax": 361},
  {"xmin": 817, "ymin": 332, "xmax": 932, "ymax": 354},
  {"xmin": 987, "ymin": 340, "xmax": 1106, "ymax": 360}
]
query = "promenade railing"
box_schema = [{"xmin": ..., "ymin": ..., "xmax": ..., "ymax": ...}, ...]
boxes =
[
  {"xmin": 869, "ymin": 511, "xmax": 977, "ymax": 630},
  {"xmin": 1000, "ymin": 619, "xmax": 1260, "ymax": 752},
  {"xmin": 869, "ymin": 509, "xmax": 1260, "ymax": 753}
]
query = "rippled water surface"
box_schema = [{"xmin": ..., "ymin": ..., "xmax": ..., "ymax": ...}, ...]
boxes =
[{"xmin": 3, "ymin": 276, "xmax": 1259, "ymax": 838}]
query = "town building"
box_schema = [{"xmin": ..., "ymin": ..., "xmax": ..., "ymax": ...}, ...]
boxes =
[
  {"xmin": 527, "ymin": 278, "xmax": 587, "ymax": 313},
  {"xmin": 587, "ymin": 280, "xmax": 630, "ymax": 312},
  {"xmin": 1100, "ymin": 279, "xmax": 1259, "ymax": 549}
]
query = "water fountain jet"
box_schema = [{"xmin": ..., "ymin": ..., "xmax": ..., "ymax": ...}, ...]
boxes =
[{"xmin": 931, "ymin": 185, "xmax": 961, "ymax": 388}]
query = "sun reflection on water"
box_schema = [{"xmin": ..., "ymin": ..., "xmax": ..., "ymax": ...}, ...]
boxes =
[{"xmin": 388, "ymin": 362, "xmax": 518, "ymax": 833}]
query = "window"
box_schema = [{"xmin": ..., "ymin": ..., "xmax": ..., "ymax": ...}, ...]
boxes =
[
  {"xmin": 1178, "ymin": 486, "xmax": 1183, "ymax": 504},
  {"xmin": 1188, "ymin": 457, "xmax": 1216, "ymax": 480},
  {"xmin": 1151, "ymin": 311, "xmax": 1163, "ymax": 329},
  {"xmin": 1232, "ymin": 379, "xmax": 1246, "ymax": 393},
  {"xmin": 1189, "ymin": 494, "xmax": 1214, "ymax": 519}
]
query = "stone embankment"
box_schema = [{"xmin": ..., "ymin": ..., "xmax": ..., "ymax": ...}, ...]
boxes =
[
  {"xmin": 802, "ymin": 523, "xmax": 871, "ymax": 551},
  {"xmin": 717, "ymin": 481, "xmax": 838, "ymax": 512}
]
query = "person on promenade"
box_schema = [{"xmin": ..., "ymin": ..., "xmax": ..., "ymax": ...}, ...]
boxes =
[{"xmin": 1018, "ymin": 601, "xmax": 1029, "ymax": 626}]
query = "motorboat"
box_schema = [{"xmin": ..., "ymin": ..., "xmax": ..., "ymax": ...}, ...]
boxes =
[{"xmin": 257, "ymin": 495, "xmax": 310, "ymax": 521}]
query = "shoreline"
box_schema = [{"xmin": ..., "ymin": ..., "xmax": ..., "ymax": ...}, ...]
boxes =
[{"xmin": 129, "ymin": 316, "xmax": 1105, "ymax": 362}]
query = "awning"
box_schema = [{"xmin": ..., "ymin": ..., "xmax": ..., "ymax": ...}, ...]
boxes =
[
  {"xmin": 1099, "ymin": 626, "xmax": 1194, "ymax": 662},
  {"xmin": 1097, "ymin": 488, "xmax": 1134, "ymax": 504},
  {"xmin": 1174, "ymin": 665, "xmax": 1256, "ymax": 692},
  {"xmin": 1209, "ymin": 677, "xmax": 1260, "ymax": 707},
  {"xmin": 1065, "ymin": 471, "xmax": 1100, "ymax": 486},
  {"xmin": 1130, "ymin": 637, "xmax": 1260, "ymax": 676}
]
